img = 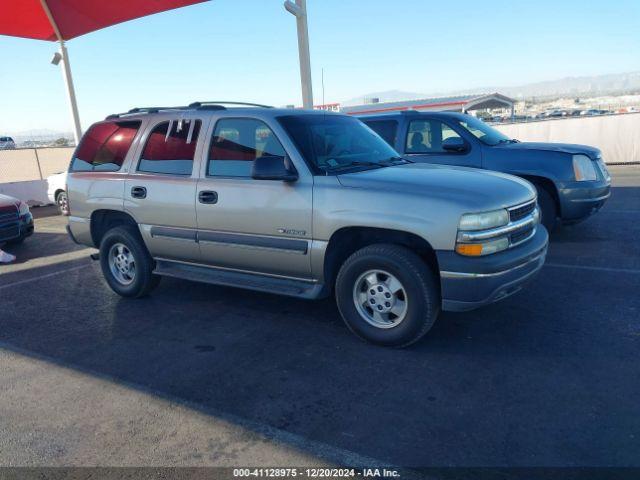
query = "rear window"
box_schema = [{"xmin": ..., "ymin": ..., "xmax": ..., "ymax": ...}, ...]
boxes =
[
  {"xmin": 71, "ymin": 121, "xmax": 140, "ymax": 172},
  {"xmin": 138, "ymin": 120, "xmax": 201, "ymax": 176}
]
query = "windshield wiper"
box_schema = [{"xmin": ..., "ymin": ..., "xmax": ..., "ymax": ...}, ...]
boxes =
[
  {"xmin": 324, "ymin": 156, "xmax": 411, "ymax": 173},
  {"xmin": 497, "ymin": 138, "xmax": 518, "ymax": 144},
  {"xmin": 324, "ymin": 161, "xmax": 386, "ymax": 172}
]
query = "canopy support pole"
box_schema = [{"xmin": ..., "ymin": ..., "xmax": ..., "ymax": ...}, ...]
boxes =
[
  {"xmin": 58, "ymin": 41, "xmax": 82, "ymax": 145},
  {"xmin": 284, "ymin": 0, "xmax": 313, "ymax": 109},
  {"xmin": 39, "ymin": 0, "xmax": 82, "ymax": 145}
]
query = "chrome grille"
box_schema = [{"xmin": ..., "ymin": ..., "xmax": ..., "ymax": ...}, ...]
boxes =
[{"xmin": 509, "ymin": 201, "xmax": 536, "ymax": 222}]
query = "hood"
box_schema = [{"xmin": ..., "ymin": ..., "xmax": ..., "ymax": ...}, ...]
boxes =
[
  {"xmin": 0, "ymin": 193, "xmax": 19, "ymax": 208},
  {"xmin": 337, "ymin": 163, "xmax": 535, "ymax": 211},
  {"xmin": 495, "ymin": 141, "xmax": 601, "ymax": 158}
]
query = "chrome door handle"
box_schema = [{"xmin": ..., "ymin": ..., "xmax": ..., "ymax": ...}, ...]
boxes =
[
  {"xmin": 131, "ymin": 186, "xmax": 147, "ymax": 199},
  {"xmin": 198, "ymin": 190, "xmax": 218, "ymax": 204}
]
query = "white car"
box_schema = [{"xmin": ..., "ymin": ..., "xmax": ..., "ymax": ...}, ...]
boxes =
[
  {"xmin": 0, "ymin": 136, "xmax": 16, "ymax": 150},
  {"xmin": 46, "ymin": 171, "xmax": 68, "ymax": 215}
]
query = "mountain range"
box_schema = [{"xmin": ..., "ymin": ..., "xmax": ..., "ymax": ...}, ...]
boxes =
[{"xmin": 342, "ymin": 71, "xmax": 640, "ymax": 106}]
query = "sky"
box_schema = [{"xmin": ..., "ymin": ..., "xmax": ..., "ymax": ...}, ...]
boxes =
[{"xmin": 1, "ymin": 0, "xmax": 639, "ymax": 134}]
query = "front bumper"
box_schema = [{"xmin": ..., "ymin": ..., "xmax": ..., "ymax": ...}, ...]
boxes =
[
  {"xmin": 437, "ymin": 227, "xmax": 548, "ymax": 312},
  {"xmin": 19, "ymin": 212, "xmax": 34, "ymax": 238},
  {"xmin": 558, "ymin": 180, "xmax": 611, "ymax": 223}
]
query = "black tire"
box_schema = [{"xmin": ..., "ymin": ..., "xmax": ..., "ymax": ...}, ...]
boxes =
[
  {"xmin": 99, "ymin": 225, "xmax": 160, "ymax": 298},
  {"xmin": 56, "ymin": 191, "xmax": 69, "ymax": 215},
  {"xmin": 535, "ymin": 185, "xmax": 559, "ymax": 233},
  {"xmin": 335, "ymin": 244, "xmax": 440, "ymax": 347}
]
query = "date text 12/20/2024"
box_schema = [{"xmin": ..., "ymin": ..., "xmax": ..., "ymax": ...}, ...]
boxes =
[{"xmin": 233, "ymin": 468, "xmax": 401, "ymax": 478}]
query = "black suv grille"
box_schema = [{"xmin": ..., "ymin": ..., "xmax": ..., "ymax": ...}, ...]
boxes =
[{"xmin": 509, "ymin": 201, "xmax": 535, "ymax": 222}]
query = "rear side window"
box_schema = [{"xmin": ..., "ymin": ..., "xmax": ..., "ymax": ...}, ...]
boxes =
[
  {"xmin": 208, "ymin": 118, "xmax": 285, "ymax": 177},
  {"xmin": 138, "ymin": 119, "xmax": 201, "ymax": 176},
  {"xmin": 71, "ymin": 121, "xmax": 140, "ymax": 172},
  {"xmin": 363, "ymin": 120, "xmax": 398, "ymax": 147}
]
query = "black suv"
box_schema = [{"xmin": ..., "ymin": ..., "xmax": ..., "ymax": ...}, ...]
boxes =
[{"xmin": 359, "ymin": 111, "xmax": 611, "ymax": 231}]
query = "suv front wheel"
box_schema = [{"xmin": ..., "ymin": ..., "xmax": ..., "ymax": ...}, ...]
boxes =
[
  {"xmin": 99, "ymin": 225, "xmax": 160, "ymax": 298},
  {"xmin": 335, "ymin": 244, "xmax": 440, "ymax": 347}
]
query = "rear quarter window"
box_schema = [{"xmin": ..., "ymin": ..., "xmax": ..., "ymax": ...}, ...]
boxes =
[
  {"xmin": 363, "ymin": 119, "xmax": 398, "ymax": 147},
  {"xmin": 71, "ymin": 121, "xmax": 141, "ymax": 172}
]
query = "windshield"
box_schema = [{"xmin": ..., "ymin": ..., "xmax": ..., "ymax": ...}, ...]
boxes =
[
  {"xmin": 455, "ymin": 116, "xmax": 513, "ymax": 146},
  {"xmin": 278, "ymin": 114, "xmax": 405, "ymax": 174}
]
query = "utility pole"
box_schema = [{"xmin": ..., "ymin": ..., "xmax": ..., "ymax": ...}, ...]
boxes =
[{"xmin": 284, "ymin": 0, "xmax": 313, "ymax": 109}]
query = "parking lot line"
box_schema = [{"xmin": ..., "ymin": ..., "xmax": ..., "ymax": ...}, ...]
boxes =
[
  {"xmin": 545, "ymin": 262, "xmax": 640, "ymax": 274},
  {"xmin": 0, "ymin": 264, "xmax": 92, "ymax": 291}
]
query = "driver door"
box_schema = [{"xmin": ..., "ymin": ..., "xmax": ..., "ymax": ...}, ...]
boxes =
[{"xmin": 195, "ymin": 117, "xmax": 313, "ymax": 279}]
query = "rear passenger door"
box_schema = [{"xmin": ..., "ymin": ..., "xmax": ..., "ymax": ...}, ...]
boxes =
[
  {"xmin": 404, "ymin": 118, "xmax": 480, "ymax": 167},
  {"xmin": 125, "ymin": 116, "xmax": 205, "ymax": 262},
  {"xmin": 363, "ymin": 119, "xmax": 400, "ymax": 150},
  {"xmin": 195, "ymin": 117, "xmax": 313, "ymax": 279}
]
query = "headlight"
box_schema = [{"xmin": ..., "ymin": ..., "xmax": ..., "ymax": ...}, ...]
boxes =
[
  {"xmin": 459, "ymin": 209, "xmax": 509, "ymax": 231},
  {"xmin": 456, "ymin": 237, "xmax": 510, "ymax": 256},
  {"xmin": 18, "ymin": 201, "xmax": 30, "ymax": 215},
  {"xmin": 573, "ymin": 155, "xmax": 598, "ymax": 181}
]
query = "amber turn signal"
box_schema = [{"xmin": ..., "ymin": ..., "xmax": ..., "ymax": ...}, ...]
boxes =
[{"xmin": 455, "ymin": 243, "xmax": 483, "ymax": 256}]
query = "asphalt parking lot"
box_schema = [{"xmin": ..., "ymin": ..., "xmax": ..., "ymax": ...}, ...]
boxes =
[{"xmin": 1, "ymin": 165, "xmax": 639, "ymax": 468}]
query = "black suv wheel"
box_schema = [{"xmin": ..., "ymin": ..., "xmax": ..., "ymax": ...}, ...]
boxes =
[
  {"xmin": 335, "ymin": 244, "xmax": 440, "ymax": 347},
  {"xmin": 99, "ymin": 225, "xmax": 160, "ymax": 298}
]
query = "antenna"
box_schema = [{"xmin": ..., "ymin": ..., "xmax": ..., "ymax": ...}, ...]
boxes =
[
  {"xmin": 322, "ymin": 67, "xmax": 325, "ymax": 108},
  {"xmin": 322, "ymin": 67, "xmax": 326, "ymax": 120}
]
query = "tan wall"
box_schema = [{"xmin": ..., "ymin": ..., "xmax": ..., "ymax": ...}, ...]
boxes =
[
  {"xmin": 36, "ymin": 147, "xmax": 75, "ymax": 178},
  {"xmin": 495, "ymin": 113, "xmax": 640, "ymax": 164},
  {"xmin": 0, "ymin": 147, "xmax": 74, "ymax": 183}
]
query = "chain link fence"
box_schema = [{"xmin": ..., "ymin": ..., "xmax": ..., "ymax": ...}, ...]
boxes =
[{"xmin": 0, "ymin": 147, "xmax": 74, "ymax": 183}]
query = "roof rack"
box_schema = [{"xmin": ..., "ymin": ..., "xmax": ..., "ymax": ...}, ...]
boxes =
[
  {"xmin": 188, "ymin": 101, "xmax": 273, "ymax": 110},
  {"xmin": 105, "ymin": 106, "xmax": 190, "ymax": 120},
  {"xmin": 105, "ymin": 101, "xmax": 273, "ymax": 120}
]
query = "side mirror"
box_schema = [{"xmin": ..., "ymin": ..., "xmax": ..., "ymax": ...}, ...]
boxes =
[
  {"xmin": 442, "ymin": 137, "xmax": 468, "ymax": 153},
  {"xmin": 251, "ymin": 155, "xmax": 298, "ymax": 182}
]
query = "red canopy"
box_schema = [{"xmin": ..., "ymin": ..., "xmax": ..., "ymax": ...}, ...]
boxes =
[{"xmin": 0, "ymin": 0, "xmax": 208, "ymax": 41}]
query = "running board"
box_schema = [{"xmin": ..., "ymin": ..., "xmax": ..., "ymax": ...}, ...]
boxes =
[{"xmin": 154, "ymin": 260, "xmax": 327, "ymax": 299}]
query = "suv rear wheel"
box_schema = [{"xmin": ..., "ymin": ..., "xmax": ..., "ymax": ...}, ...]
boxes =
[
  {"xmin": 99, "ymin": 225, "xmax": 160, "ymax": 298},
  {"xmin": 335, "ymin": 244, "xmax": 440, "ymax": 347}
]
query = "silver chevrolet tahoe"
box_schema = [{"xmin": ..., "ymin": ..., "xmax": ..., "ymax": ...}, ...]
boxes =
[{"xmin": 66, "ymin": 102, "xmax": 548, "ymax": 347}]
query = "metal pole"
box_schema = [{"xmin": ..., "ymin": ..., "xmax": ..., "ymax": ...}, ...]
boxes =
[
  {"xmin": 284, "ymin": 0, "xmax": 314, "ymax": 109},
  {"xmin": 58, "ymin": 41, "xmax": 82, "ymax": 144},
  {"xmin": 39, "ymin": 0, "xmax": 82, "ymax": 144}
]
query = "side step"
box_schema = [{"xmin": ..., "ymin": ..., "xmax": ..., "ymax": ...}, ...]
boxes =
[{"xmin": 154, "ymin": 260, "xmax": 327, "ymax": 299}]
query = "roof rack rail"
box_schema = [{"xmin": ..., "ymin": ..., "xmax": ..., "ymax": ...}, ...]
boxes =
[
  {"xmin": 105, "ymin": 106, "xmax": 189, "ymax": 120},
  {"xmin": 188, "ymin": 101, "xmax": 273, "ymax": 110},
  {"xmin": 105, "ymin": 101, "xmax": 273, "ymax": 120}
]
